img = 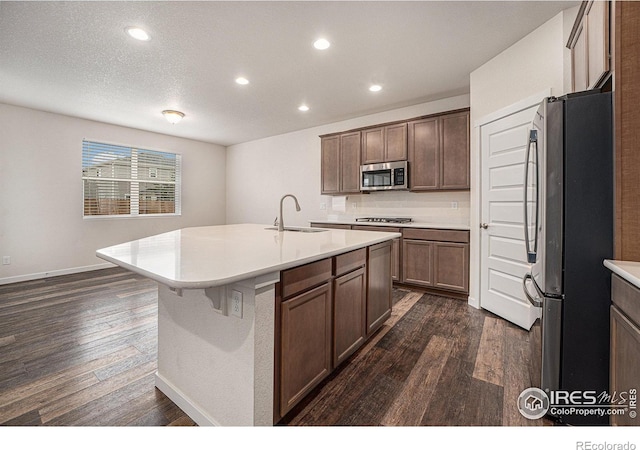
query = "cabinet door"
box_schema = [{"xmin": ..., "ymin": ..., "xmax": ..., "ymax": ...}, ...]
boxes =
[
  {"xmin": 321, "ymin": 136, "xmax": 340, "ymax": 194},
  {"xmin": 408, "ymin": 118, "xmax": 439, "ymax": 191},
  {"xmin": 572, "ymin": 22, "xmax": 588, "ymax": 92},
  {"xmin": 440, "ymin": 111, "xmax": 470, "ymax": 190},
  {"xmin": 352, "ymin": 225, "xmax": 401, "ymax": 281},
  {"xmin": 385, "ymin": 123, "xmax": 408, "ymax": 162},
  {"xmin": 333, "ymin": 267, "xmax": 366, "ymax": 366},
  {"xmin": 402, "ymin": 239, "xmax": 433, "ymax": 287},
  {"xmin": 610, "ymin": 305, "xmax": 640, "ymax": 426},
  {"xmin": 280, "ymin": 282, "xmax": 332, "ymax": 416},
  {"xmin": 586, "ymin": 0, "xmax": 610, "ymax": 89},
  {"xmin": 340, "ymin": 131, "xmax": 361, "ymax": 193},
  {"xmin": 362, "ymin": 127, "xmax": 385, "ymax": 164},
  {"xmin": 433, "ymin": 242, "xmax": 469, "ymax": 293},
  {"xmin": 366, "ymin": 241, "xmax": 392, "ymax": 335}
]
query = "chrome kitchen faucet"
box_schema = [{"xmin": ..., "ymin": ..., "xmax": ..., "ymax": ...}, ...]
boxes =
[{"xmin": 278, "ymin": 194, "xmax": 301, "ymax": 232}]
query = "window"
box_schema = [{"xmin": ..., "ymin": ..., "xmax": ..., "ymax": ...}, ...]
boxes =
[{"xmin": 82, "ymin": 140, "xmax": 181, "ymax": 217}]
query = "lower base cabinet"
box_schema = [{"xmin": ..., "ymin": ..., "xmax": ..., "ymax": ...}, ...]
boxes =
[
  {"xmin": 401, "ymin": 229, "xmax": 469, "ymax": 293},
  {"xmin": 279, "ymin": 282, "xmax": 332, "ymax": 417},
  {"xmin": 610, "ymin": 274, "xmax": 640, "ymax": 426},
  {"xmin": 367, "ymin": 241, "xmax": 393, "ymax": 334},
  {"xmin": 276, "ymin": 243, "xmax": 392, "ymax": 421},
  {"xmin": 333, "ymin": 267, "xmax": 366, "ymax": 366}
]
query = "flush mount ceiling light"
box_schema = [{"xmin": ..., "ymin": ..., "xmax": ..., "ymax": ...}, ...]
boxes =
[
  {"xmin": 125, "ymin": 27, "xmax": 150, "ymax": 41},
  {"xmin": 313, "ymin": 38, "xmax": 330, "ymax": 50},
  {"xmin": 369, "ymin": 84, "xmax": 382, "ymax": 92},
  {"xmin": 162, "ymin": 110, "xmax": 185, "ymax": 124},
  {"xmin": 235, "ymin": 77, "xmax": 249, "ymax": 85},
  {"xmin": 298, "ymin": 105, "xmax": 310, "ymax": 112}
]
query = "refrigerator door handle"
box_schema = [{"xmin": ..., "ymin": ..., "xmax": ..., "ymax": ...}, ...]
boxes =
[
  {"xmin": 523, "ymin": 129, "xmax": 539, "ymax": 264},
  {"xmin": 522, "ymin": 273, "xmax": 543, "ymax": 307}
]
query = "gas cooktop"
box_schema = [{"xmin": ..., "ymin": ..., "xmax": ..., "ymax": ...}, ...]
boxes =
[{"xmin": 355, "ymin": 217, "xmax": 413, "ymax": 224}]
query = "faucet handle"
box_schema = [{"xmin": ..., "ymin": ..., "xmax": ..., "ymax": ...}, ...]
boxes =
[{"xmin": 273, "ymin": 217, "xmax": 279, "ymax": 226}]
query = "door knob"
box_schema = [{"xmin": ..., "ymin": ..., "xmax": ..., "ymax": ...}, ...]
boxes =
[{"xmin": 480, "ymin": 223, "xmax": 489, "ymax": 229}]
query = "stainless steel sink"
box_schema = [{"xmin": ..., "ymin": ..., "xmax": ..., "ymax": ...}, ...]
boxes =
[{"xmin": 264, "ymin": 226, "xmax": 327, "ymax": 233}]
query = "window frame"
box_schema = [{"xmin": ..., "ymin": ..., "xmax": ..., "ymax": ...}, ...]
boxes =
[{"xmin": 82, "ymin": 139, "xmax": 182, "ymax": 219}]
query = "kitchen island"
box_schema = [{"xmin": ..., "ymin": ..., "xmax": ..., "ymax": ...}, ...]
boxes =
[{"xmin": 96, "ymin": 223, "xmax": 400, "ymax": 426}]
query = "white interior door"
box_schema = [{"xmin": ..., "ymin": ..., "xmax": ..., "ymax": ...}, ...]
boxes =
[{"xmin": 480, "ymin": 103, "xmax": 542, "ymax": 330}]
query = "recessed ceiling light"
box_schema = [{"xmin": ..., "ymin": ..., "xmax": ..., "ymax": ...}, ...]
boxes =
[
  {"xmin": 369, "ymin": 84, "xmax": 382, "ymax": 92},
  {"xmin": 125, "ymin": 27, "xmax": 150, "ymax": 41},
  {"xmin": 298, "ymin": 105, "xmax": 310, "ymax": 112},
  {"xmin": 235, "ymin": 77, "xmax": 249, "ymax": 85},
  {"xmin": 313, "ymin": 38, "xmax": 330, "ymax": 50},
  {"xmin": 162, "ymin": 110, "xmax": 185, "ymax": 124}
]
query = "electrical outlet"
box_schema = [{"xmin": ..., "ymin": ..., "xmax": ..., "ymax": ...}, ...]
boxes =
[
  {"xmin": 451, "ymin": 202, "xmax": 458, "ymax": 210},
  {"xmin": 320, "ymin": 202, "xmax": 327, "ymax": 210},
  {"xmin": 351, "ymin": 202, "xmax": 358, "ymax": 210},
  {"xmin": 2, "ymin": 256, "xmax": 10, "ymax": 265},
  {"xmin": 230, "ymin": 290, "xmax": 243, "ymax": 318}
]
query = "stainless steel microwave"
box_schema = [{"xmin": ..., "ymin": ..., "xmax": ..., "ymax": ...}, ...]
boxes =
[{"xmin": 360, "ymin": 161, "xmax": 408, "ymax": 191}]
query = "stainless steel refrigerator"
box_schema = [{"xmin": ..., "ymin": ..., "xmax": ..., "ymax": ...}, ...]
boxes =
[{"xmin": 522, "ymin": 90, "xmax": 613, "ymax": 426}]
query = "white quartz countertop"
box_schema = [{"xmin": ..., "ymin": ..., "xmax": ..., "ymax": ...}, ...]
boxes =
[
  {"xmin": 310, "ymin": 219, "xmax": 471, "ymax": 231},
  {"xmin": 604, "ymin": 260, "xmax": 640, "ymax": 290},
  {"xmin": 96, "ymin": 224, "xmax": 401, "ymax": 289}
]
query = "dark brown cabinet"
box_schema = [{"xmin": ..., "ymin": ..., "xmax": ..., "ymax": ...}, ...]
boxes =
[
  {"xmin": 353, "ymin": 225, "xmax": 401, "ymax": 282},
  {"xmin": 440, "ymin": 111, "xmax": 470, "ymax": 190},
  {"xmin": 408, "ymin": 117, "xmax": 439, "ymax": 190},
  {"xmin": 276, "ymin": 244, "xmax": 392, "ymax": 420},
  {"xmin": 279, "ymin": 259, "xmax": 333, "ymax": 417},
  {"xmin": 409, "ymin": 110, "xmax": 470, "ymax": 191},
  {"xmin": 321, "ymin": 131, "xmax": 361, "ymax": 195},
  {"xmin": 279, "ymin": 282, "xmax": 332, "ymax": 417},
  {"xmin": 401, "ymin": 228, "xmax": 469, "ymax": 294},
  {"xmin": 361, "ymin": 123, "xmax": 407, "ymax": 164},
  {"xmin": 366, "ymin": 241, "xmax": 393, "ymax": 335},
  {"xmin": 610, "ymin": 274, "xmax": 640, "ymax": 426},
  {"xmin": 402, "ymin": 239, "xmax": 434, "ymax": 287},
  {"xmin": 333, "ymin": 267, "xmax": 366, "ymax": 366}
]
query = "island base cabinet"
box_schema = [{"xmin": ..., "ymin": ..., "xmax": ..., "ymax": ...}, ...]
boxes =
[
  {"xmin": 279, "ymin": 282, "xmax": 332, "ymax": 417},
  {"xmin": 333, "ymin": 267, "xmax": 367, "ymax": 366},
  {"xmin": 367, "ymin": 241, "xmax": 393, "ymax": 335}
]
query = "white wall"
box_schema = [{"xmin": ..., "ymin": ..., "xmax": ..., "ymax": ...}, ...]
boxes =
[
  {"xmin": 226, "ymin": 94, "xmax": 471, "ymax": 227},
  {"xmin": 0, "ymin": 103, "xmax": 226, "ymax": 284},
  {"xmin": 468, "ymin": 9, "xmax": 577, "ymax": 307}
]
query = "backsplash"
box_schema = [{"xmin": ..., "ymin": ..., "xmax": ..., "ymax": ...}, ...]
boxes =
[{"xmin": 322, "ymin": 190, "xmax": 470, "ymax": 225}]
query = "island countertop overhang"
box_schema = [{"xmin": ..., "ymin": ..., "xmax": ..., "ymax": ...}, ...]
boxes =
[{"xmin": 96, "ymin": 223, "xmax": 401, "ymax": 289}]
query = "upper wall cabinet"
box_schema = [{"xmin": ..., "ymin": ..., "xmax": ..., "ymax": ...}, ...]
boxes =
[
  {"xmin": 321, "ymin": 131, "xmax": 361, "ymax": 195},
  {"xmin": 361, "ymin": 123, "xmax": 408, "ymax": 164},
  {"xmin": 408, "ymin": 110, "xmax": 470, "ymax": 191},
  {"xmin": 568, "ymin": 1, "xmax": 611, "ymax": 92},
  {"xmin": 320, "ymin": 108, "xmax": 470, "ymax": 195}
]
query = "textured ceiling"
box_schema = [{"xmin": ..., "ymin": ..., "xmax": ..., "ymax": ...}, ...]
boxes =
[{"xmin": 0, "ymin": 1, "xmax": 577, "ymax": 146}]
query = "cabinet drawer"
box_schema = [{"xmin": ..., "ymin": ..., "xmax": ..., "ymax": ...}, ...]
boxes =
[
  {"xmin": 402, "ymin": 228, "xmax": 469, "ymax": 243},
  {"xmin": 334, "ymin": 248, "xmax": 366, "ymax": 277},
  {"xmin": 282, "ymin": 258, "xmax": 332, "ymax": 299}
]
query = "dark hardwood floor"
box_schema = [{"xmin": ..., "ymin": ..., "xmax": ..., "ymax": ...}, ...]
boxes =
[{"xmin": 0, "ymin": 267, "xmax": 547, "ymax": 426}]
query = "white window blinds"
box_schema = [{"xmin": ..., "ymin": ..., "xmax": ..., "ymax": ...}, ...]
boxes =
[{"xmin": 82, "ymin": 140, "xmax": 181, "ymax": 217}]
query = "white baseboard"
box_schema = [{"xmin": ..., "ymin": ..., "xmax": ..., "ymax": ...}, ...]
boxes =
[
  {"xmin": 467, "ymin": 295, "xmax": 480, "ymax": 309},
  {"xmin": 0, "ymin": 262, "xmax": 116, "ymax": 285},
  {"xmin": 155, "ymin": 372, "xmax": 220, "ymax": 427}
]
